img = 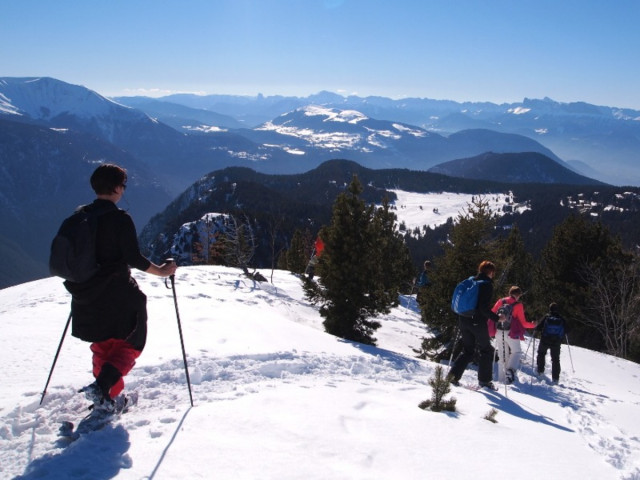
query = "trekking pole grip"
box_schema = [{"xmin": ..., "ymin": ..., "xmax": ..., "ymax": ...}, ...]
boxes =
[{"xmin": 164, "ymin": 258, "xmax": 176, "ymax": 289}]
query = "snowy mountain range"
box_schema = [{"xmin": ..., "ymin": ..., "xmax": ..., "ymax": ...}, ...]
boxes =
[
  {"xmin": 1, "ymin": 267, "xmax": 639, "ymax": 479},
  {"xmin": 0, "ymin": 76, "xmax": 637, "ymax": 289},
  {"xmin": 239, "ymin": 105, "xmax": 569, "ymax": 173},
  {"xmin": 117, "ymin": 89, "xmax": 640, "ymax": 187},
  {"xmin": 1, "ymin": 76, "xmax": 615, "ymax": 189}
]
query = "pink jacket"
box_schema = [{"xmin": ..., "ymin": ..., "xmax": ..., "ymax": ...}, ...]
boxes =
[{"xmin": 488, "ymin": 296, "xmax": 536, "ymax": 340}]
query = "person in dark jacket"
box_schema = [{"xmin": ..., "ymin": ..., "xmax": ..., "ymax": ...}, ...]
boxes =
[
  {"xmin": 535, "ymin": 302, "xmax": 567, "ymax": 383},
  {"xmin": 416, "ymin": 260, "xmax": 432, "ymax": 288},
  {"xmin": 64, "ymin": 164, "xmax": 177, "ymax": 412},
  {"xmin": 447, "ymin": 260, "xmax": 501, "ymax": 390},
  {"xmin": 415, "ymin": 260, "xmax": 432, "ymax": 309}
]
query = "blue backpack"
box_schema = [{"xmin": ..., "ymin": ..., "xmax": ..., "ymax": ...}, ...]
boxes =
[
  {"xmin": 543, "ymin": 315, "xmax": 565, "ymax": 338},
  {"xmin": 451, "ymin": 276, "xmax": 486, "ymax": 317}
]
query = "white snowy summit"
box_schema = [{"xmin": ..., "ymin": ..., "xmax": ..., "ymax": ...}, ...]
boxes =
[
  {"xmin": 0, "ymin": 77, "xmax": 139, "ymax": 120},
  {"xmin": 257, "ymin": 105, "xmax": 434, "ymax": 154}
]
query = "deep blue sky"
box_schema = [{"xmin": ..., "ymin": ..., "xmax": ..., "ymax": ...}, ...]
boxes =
[{"xmin": 2, "ymin": 0, "xmax": 639, "ymax": 109}]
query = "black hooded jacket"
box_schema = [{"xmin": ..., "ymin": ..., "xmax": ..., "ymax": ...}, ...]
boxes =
[
  {"xmin": 65, "ymin": 199, "xmax": 151, "ymax": 350},
  {"xmin": 472, "ymin": 272, "xmax": 500, "ymax": 323}
]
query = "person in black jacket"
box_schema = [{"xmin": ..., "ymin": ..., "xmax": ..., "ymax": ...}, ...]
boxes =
[
  {"xmin": 415, "ymin": 260, "xmax": 432, "ymax": 309},
  {"xmin": 448, "ymin": 260, "xmax": 501, "ymax": 390},
  {"xmin": 64, "ymin": 164, "xmax": 177, "ymax": 413},
  {"xmin": 535, "ymin": 302, "xmax": 567, "ymax": 383}
]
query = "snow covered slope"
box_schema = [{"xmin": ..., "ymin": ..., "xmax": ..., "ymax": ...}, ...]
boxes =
[{"xmin": 1, "ymin": 267, "xmax": 639, "ymax": 479}]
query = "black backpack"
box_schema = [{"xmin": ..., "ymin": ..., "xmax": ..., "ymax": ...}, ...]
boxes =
[
  {"xmin": 543, "ymin": 315, "xmax": 565, "ymax": 338},
  {"xmin": 49, "ymin": 205, "xmax": 111, "ymax": 283}
]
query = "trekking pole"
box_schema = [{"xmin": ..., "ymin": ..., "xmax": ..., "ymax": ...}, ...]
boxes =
[
  {"xmin": 40, "ymin": 311, "xmax": 72, "ymax": 405},
  {"xmin": 409, "ymin": 278, "xmax": 417, "ymax": 311},
  {"xmin": 165, "ymin": 269, "xmax": 194, "ymax": 406},
  {"xmin": 524, "ymin": 334, "xmax": 533, "ymax": 359},
  {"xmin": 491, "ymin": 335, "xmax": 498, "ymax": 381},
  {"xmin": 531, "ymin": 335, "xmax": 537, "ymax": 385},
  {"xmin": 565, "ymin": 334, "xmax": 575, "ymax": 373},
  {"xmin": 501, "ymin": 328, "xmax": 508, "ymax": 397},
  {"xmin": 448, "ymin": 326, "xmax": 460, "ymax": 366}
]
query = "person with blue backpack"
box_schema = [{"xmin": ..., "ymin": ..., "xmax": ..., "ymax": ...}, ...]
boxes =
[
  {"xmin": 448, "ymin": 260, "xmax": 501, "ymax": 390},
  {"xmin": 535, "ymin": 302, "xmax": 567, "ymax": 383}
]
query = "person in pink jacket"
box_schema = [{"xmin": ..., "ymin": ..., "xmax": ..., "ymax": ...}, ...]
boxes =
[{"xmin": 489, "ymin": 286, "xmax": 536, "ymax": 384}]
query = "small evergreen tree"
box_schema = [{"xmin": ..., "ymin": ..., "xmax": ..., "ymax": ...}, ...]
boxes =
[
  {"xmin": 484, "ymin": 408, "xmax": 499, "ymax": 423},
  {"xmin": 418, "ymin": 366, "xmax": 457, "ymax": 412},
  {"xmin": 305, "ymin": 176, "xmax": 412, "ymax": 345}
]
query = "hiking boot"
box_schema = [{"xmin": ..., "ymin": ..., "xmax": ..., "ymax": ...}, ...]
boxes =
[
  {"xmin": 446, "ymin": 374, "xmax": 460, "ymax": 386},
  {"xmin": 111, "ymin": 393, "xmax": 133, "ymax": 414},
  {"xmin": 79, "ymin": 382, "xmax": 104, "ymax": 404},
  {"xmin": 80, "ymin": 382, "xmax": 119, "ymax": 414},
  {"xmin": 92, "ymin": 397, "xmax": 116, "ymax": 415},
  {"xmin": 506, "ymin": 369, "xmax": 515, "ymax": 384},
  {"xmin": 479, "ymin": 381, "xmax": 498, "ymax": 391}
]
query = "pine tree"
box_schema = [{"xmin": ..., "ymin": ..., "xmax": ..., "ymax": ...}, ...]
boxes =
[
  {"xmin": 369, "ymin": 196, "xmax": 415, "ymax": 311},
  {"xmin": 221, "ymin": 214, "xmax": 256, "ymax": 276},
  {"xmin": 286, "ymin": 228, "xmax": 313, "ymax": 274},
  {"xmin": 418, "ymin": 366, "xmax": 457, "ymax": 412},
  {"xmin": 493, "ymin": 224, "xmax": 535, "ymax": 299},
  {"xmin": 418, "ymin": 197, "xmax": 499, "ymax": 361},
  {"xmin": 533, "ymin": 214, "xmax": 637, "ymax": 354},
  {"xmin": 306, "ymin": 176, "xmax": 411, "ymax": 345}
]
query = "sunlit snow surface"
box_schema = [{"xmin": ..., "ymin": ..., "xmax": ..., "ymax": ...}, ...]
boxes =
[
  {"xmin": 1, "ymin": 265, "xmax": 638, "ymax": 479},
  {"xmin": 388, "ymin": 189, "xmax": 521, "ymax": 232}
]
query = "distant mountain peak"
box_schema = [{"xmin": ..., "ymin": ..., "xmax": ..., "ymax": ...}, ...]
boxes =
[
  {"xmin": 429, "ymin": 151, "xmax": 606, "ymax": 185},
  {"xmin": 0, "ymin": 76, "xmax": 126, "ymax": 120}
]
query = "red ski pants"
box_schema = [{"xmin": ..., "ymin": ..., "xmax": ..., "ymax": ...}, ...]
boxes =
[{"xmin": 90, "ymin": 339, "xmax": 141, "ymax": 398}]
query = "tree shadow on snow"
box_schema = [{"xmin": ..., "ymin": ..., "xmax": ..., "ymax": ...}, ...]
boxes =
[
  {"xmin": 478, "ymin": 389, "xmax": 575, "ymax": 432},
  {"xmin": 15, "ymin": 424, "xmax": 131, "ymax": 480}
]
